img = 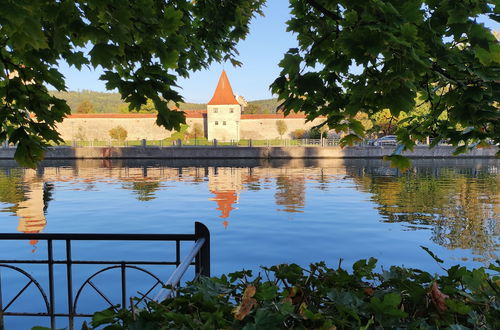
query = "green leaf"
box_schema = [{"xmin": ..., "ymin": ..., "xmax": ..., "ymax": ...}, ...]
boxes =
[
  {"xmin": 383, "ymin": 154, "xmax": 412, "ymax": 171},
  {"xmin": 340, "ymin": 134, "xmax": 362, "ymax": 147},
  {"xmin": 446, "ymin": 299, "xmax": 472, "ymax": 315},
  {"xmin": 91, "ymin": 308, "xmax": 118, "ymax": 327},
  {"xmin": 255, "ymin": 282, "xmax": 278, "ymax": 300},
  {"xmin": 420, "ymin": 246, "xmax": 444, "ymax": 263},
  {"xmin": 474, "ymin": 46, "xmax": 492, "ymax": 66}
]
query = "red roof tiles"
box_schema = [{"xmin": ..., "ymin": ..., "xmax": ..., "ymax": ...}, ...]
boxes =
[{"xmin": 207, "ymin": 70, "xmax": 239, "ymax": 105}]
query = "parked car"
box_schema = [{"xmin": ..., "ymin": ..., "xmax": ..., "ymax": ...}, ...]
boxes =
[{"xmin": 373, "ymin": 135, "xmax": 398, "ymax": 146}]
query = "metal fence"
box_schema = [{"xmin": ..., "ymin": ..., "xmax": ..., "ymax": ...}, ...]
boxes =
[
  {"xmin": 55, "ymin": 138, "xmax": 345, "ymax": 148},
  {"xmin": 1, "ymin": 138, "xmax": 451, "ymax": 149},
  {"xmin": 0, "ymin": 222, "xmax": 210, "ymax": 330}
]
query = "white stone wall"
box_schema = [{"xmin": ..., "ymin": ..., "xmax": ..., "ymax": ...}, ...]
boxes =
[
  {"xmin": 239, "ymin": 117, "xmax": 326, "ymax": 140},
  {"xmin": 55, "ymin": 115, "xmax": 325, "ymax": 142},
  {"xmin": 207, "ymin": 104, "xmax": 241, "ymax": 141},
  {"xmin": 56, "ymin": 117, "xmax": 205, "ymax": 141}
]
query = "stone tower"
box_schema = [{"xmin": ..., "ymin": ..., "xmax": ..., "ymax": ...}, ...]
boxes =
[{"xmin": 207, "ymin": 71, "xmax": 241, "ymax": 142}]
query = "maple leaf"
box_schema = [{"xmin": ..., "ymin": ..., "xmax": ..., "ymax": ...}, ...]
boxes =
[
  {"xmin": 233, "ymin": 285, "xmax": 257, "ymax": 320},
  {"xmin": 429, "ymin": 282, "xmax": 449, "ymax": 312}
]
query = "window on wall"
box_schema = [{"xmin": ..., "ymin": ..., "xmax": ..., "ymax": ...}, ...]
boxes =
[
  {"xmin": 223, "ymin": 121, "xmax": 226, "ymax": 125},
  {"xmin": 213, "ymin": 108, "xmax": 218, "ymax": 113},
  {"xmin": 215, "ymin": 121, "xmax": 219, "ymax": 125},
  {"xmin": 230, "ymin": 108, "xmax": 234, "ymax": 113}
]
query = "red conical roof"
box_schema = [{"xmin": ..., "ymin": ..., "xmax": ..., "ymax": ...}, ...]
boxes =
[
  {"xmin": 207, "ymin": 70, "xmax": 239, "ymax": 105},
  {"xmin": 211, "ymin": 190, "xmax": 237, "ymax": 218}
]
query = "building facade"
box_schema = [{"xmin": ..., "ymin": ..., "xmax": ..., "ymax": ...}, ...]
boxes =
[
  {"xmin": 206, "ymin": 71, "xmax": 242, "ymax": 142},
  {"xmin": 55, "ymin": 71, "xmax": 327, "ymax": 142}
]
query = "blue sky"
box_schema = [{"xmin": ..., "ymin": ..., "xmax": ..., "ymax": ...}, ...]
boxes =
[
  {"xmin": 58, "ymin": 1, "xmax": 499, "ymax": 103},
  {"xmin": 58, "ymin": 0, "xmax": 295, "ymax": 103}
]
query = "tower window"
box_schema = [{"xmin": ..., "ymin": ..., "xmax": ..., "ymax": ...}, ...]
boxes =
[
  {"xmin": 215, "ymin": 121, "xmax": 219, "ymax": 125},
  {"xmin": 223, "ymin": 121, "xmax": 226, "ymax": 125}
]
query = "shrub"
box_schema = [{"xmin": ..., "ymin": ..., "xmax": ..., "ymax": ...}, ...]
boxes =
[
  {"xmin": 189, "ymin": 123, "xmax": 204, "ymax": 139},
  {"xmin": 308, "ymin": 127, "xmax": 321, "ymax": 139},
  {"xmin": 109, "ymin": 126, "xmax": 128, "ymax": 141},
  {"xmin": 276, "ymin": 120, "xmax": 287, "ymax": 138},
  {"xmin": 291, "ymin": 128, "xmax": 306, "ymax": 139},
  {"xmin": 75, "ymin": 100, "xmax": 95, "ymax": 114},
  {"xmin": 89, "ymin": 252, "xmax": 499, "ymax": 329}
]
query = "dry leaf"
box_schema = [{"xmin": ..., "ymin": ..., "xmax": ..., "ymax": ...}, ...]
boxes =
[
  {"xmin": 233, "ymin": 285, "xmax": 258, "ymax": 320},
  {"xmin": 363, "ymin": 287, "xmax": 374, "ymax": 296},
  {"xmin": 233, "ymin": 297, "xmax": 257, "ymax": 320},
  {"xmin": 243, "ymin": 285, "xmax": 256, "ymax": 299},
  {"xmin": 429, "ymin": 282, "xmax": 449, "ymax": 312}
]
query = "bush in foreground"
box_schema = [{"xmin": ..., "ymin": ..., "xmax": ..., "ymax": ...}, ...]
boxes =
[{"xmin": 87, "ymin": 251, "xmax": 499, "ymax": 330}]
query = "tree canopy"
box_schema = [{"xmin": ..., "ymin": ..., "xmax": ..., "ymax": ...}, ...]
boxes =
[
  {"xmin": 0, "ymin": 0, "xmax": 498, "ymax": 167},
  {"xmin": 0, "ymin": 0, "xmax": 265, "ymax": 166},
  {"xmin": 271, "ymin": 0, "xmax": 499, "ymax": 167},
  {"xmin": 75, "ymin": 100, "xmax": 95, "ymax": 114}
]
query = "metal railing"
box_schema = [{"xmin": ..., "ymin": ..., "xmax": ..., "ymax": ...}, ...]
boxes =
[
  {"xmin": 0, "ymin": 222, "xmax": 210, "ymax": 330},
  {"xmin": 2, "ymin": 138, "xmax": 454, "ymax": 149}
]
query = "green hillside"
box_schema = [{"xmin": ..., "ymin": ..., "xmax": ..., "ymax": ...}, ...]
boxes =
[{"xmin": 50, "ymin": 90, "xmax": 278, "ymax": 114}]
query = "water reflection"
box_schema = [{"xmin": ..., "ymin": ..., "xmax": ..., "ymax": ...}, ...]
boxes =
[
  {"xmin": 0, "ymin": 170, "xmax": 53, "ymax": 251},
  {"xmin": 350, "ymin": 167, "xmax": 499, "ymax": 262},
  {"xmin": 0, "ymin": 159, "xmax": 497, "ymax": 261}
]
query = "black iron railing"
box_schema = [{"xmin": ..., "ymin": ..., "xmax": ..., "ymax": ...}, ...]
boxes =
[{"xmin": 0, "ymin": 222, "xmax": 210, "ymax": 330}]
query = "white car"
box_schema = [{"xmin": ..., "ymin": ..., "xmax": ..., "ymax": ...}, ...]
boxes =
[{"xmin": 373, "ymin": 135, "xmax": 398, "ymax": 146}]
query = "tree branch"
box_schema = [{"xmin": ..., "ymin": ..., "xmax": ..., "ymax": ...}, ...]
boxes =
[{"xmin": 305, "ymin": 0, "xmax": 341, "ymax": 20}]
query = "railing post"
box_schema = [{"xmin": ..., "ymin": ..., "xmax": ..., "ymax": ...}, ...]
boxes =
[
  {"xmin": 0, "ymin": 269, "xmax": 4, "ymax": 330},
  {"xmin": 195, "ymin": 222, "xmax": 210, "ymax": 277},
  {"xmin": 66, "ymin": 240, "xmax": 74, "ymax": 330},
  {"xmin": 48, "ymin": 239, "xmax": 55, "ymax": 329},
  {"xmin": 141, "ymin": 139, "xmax": 147, "ymax": 147}
]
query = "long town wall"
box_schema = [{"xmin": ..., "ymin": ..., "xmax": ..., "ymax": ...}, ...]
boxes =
[
  {"xmin": 0, "ymin": 146, "xmax": 497, "ymax": 159},
  {"xmin": 55, "ymin": 114, "xmax": 327, "ymax": 141},
  {"xmin": 55, "ymin": 114, "xmax": 206, "ymax": 141}
]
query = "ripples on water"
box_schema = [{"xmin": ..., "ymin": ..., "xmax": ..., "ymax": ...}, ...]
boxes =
[
  {"xmin": 0, "ymin": 158, "xmax": 497, "ymax": 268},
  {"xmin": 0, "ymin": 158, "xmax": 498, "ymax": 328}
]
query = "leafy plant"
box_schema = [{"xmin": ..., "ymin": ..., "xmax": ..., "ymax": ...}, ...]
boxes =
[
  {"xmin": 291, "ymin": 128, "xmax": 306, "ymax": 139},
  {"xmin": 276, "ymin": 120, "xmax": 288, "ymax": 138},
  {"xmin": 87, "ymin": 251, "xmax": 500, "ymax": 329},
  {"xmin": 109, "ymin": 126, "xmax": 128, "ymax": 141},
  {"xmin": 271, "ymin": 0, "xmax": 499, "ymax": 159},
  {"xmin": 75, "ymin": 100, "xmax": 95, "ymax": 114},
  {"xmin": 0, "ymin": 0, "xmax": 265, "ymax": 167}
]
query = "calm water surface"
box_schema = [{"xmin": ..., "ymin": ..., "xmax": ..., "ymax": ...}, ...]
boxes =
[{"xmin": 0, "ymin": 158, "xmax": 498, "ymax": 327}]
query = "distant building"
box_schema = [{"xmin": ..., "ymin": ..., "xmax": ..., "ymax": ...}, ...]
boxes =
[
  {"xmin": 206, "ymin": 71, "xmax": 242, "ymax": 142},
  {"xmin": 56, "ymin": 70, "xmax": 328, "ymax": 141}
]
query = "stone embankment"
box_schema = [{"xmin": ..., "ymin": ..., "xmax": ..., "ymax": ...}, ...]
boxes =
[{"xmin": 0, "ymin": 145, "xmax": 497, "ymax": 160}]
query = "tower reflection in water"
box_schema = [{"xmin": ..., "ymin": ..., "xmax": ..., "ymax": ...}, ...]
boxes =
[
  {"xmin": 208, "ymin": 167, "xmax": 241, "ymax": 228},
  {"xmin": 15, "ymin": 181, "xmax": 52, "ymax": 252},
  {"xmin": 0, "ymin": 159, "xmax": 497, "ymax": 262}
]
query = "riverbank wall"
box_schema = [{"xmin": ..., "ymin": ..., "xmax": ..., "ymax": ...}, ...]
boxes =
[{"xmin": 0, "ymin": 145, "xmax": 497, "ymax": 160}]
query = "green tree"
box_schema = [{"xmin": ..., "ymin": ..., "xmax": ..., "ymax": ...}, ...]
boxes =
[
  {"xmin": 271, "ymin": 0, "xmax": 499, "ymax": 166},
  {"xmin": 276, "ymin": 119, "xmax": 287, "ymax": 138},
  {"xmin": 291, "ymin": 128, "xmax": 306, "ymax": 139},
  {"xmin": 0, "ymin": 0, "xmax": 265, "ymax": 167},
  {"xmin": 244, "ymin": 104, "xmax": 262, "ymax": 114},
  {"xmin": 109, "ymin": 126, "xmax": 128, "ymax": 141},
  {"xmin": 75, "ymin": 100, "xmax": 95, "ymax": 114},
  {"xmin": 119, "ymin": 99, "xmax": 157, "ymax": 114}
]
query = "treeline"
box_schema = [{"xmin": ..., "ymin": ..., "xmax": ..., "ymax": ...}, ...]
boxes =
[{"xmin": 50, "ymin": 90, "xmax": 279, "ymax": 114}]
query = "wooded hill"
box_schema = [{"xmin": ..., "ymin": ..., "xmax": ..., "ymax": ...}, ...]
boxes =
[{"xmin": 50, "ymin": 90, "xmax": 279, "ymax": 114}]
